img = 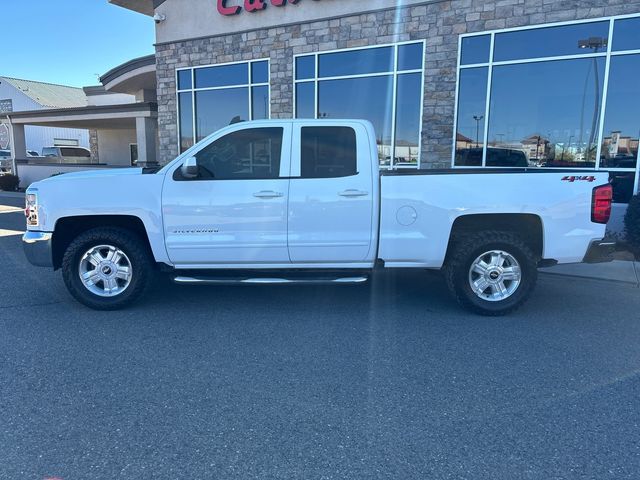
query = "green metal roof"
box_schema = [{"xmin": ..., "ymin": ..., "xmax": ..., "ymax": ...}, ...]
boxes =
[{"xmin": 1, "ymin": 77, "xmax": 87, "ymax": 109}]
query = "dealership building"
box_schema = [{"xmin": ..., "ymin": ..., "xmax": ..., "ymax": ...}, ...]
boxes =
[{"xmin": 113, "ymin": 0, "xmax": 640, "ymax": 226}]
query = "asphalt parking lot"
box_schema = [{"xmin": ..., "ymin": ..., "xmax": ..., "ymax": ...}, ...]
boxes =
[{"xmin": 1, "ymin": 194, "xmax": 640, "ymax": 480}]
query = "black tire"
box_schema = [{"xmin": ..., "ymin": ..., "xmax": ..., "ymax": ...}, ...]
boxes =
[
  {"xmin": 61, "ymin": 227, "xmax": 153, "ymax": 310},
  {"xmin": 443, "ymin": 231, "xmax": 538, "ymax": 316}
]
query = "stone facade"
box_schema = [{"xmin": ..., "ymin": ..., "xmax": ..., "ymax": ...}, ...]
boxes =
[
  {"xmin": 88, "ymin": 129, "xmax": 99, "ymax": 162},
  {"xmin": 155, "ymin": 0, "xmax": 640, "ymax": 166}
]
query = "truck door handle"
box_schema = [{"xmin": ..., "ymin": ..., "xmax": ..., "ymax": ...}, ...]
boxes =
[
  {"xmin": 339, "ymin": 189, "xmax": 369, "ymax": 197},
  {"xmin": 253, "ymin": 190, "xmax": 283, "ymax": 199}
]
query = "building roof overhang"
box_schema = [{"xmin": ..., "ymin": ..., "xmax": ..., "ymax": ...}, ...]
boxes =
[
  {"xmin": 108, "ymin": 0, "xmax": 167, "ymax": 16},
  {"xmin": 100, "ymin": 54, "xmax": 157, "ymax": 96},
  {"xmin": 1, "ymin": 102, "xmax": 157, "ymax": 130}
]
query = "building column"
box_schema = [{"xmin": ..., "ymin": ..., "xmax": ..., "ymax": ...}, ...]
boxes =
[
  {"xmin": 8, "ymin": 122, "xmax": 27, "ymax": 176},
  {"xmin": 135, "ymin": 116, "xmax": 158, "ymax": 167}
]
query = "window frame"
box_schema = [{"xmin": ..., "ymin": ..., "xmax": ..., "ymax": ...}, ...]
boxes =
[
  {"xmin": 171, "ymin": 122, "xmax": 291, "ymax": 182},
  {"xmin": 453, "ymin": 13, "xmax": 640, "ymax": 200},
  {"xmin": 176, "ymin": 58, "xmax": 271, "ymax": 152},
  {"xmin": 293, "ymin": 40, "xmax": 426, "ymax": 170}
]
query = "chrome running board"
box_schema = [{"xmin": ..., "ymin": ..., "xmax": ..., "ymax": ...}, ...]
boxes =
[{"xmin": 173, "ymin": 275, "xmax": 369, "ymax": 285}]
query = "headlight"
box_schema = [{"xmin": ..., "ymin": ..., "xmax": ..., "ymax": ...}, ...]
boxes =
[{"xmin": 25, "ymin": 191, "xmax": 39, "ymax": 227}]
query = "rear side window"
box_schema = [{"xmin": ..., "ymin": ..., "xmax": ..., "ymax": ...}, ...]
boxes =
[
  {"xmin": 301, "ymin": 126, "xmax": 357, "ymax": 178},
  {"xmin": 61, "ymin": 147, "xmax": 90, "ymax": 157}
]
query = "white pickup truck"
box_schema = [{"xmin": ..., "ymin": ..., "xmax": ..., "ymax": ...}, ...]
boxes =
[{"xmin": 22, "ymin": 120, "xmax": 614, "ymax": 315}]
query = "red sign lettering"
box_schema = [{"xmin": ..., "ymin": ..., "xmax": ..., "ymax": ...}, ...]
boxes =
[
  {"xmin": 217, "ymin": 0, "xmax": 241, "ymax": 15},
  {"xmin": 244, "ymin": 0, "xmax": 267, "ymax": 12},
  {"xmin": 218, "ymin": 0, "xmax": 314, "ymax": 16}
]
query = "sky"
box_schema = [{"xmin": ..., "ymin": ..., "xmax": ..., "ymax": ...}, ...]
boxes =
[{"xmin": 2, "ymin": 0, "xmax": 155, "ymax": 87}]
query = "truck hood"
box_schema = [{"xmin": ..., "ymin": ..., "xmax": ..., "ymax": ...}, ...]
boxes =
[{"xmin": 37, "ymin": 167, "xmax": 145, "ymax": 184}]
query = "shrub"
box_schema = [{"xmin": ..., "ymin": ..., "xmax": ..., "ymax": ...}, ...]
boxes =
[
  {"xmin": 625, "ymin": 195, "xmax": 640, "ymax": 257},
  {"xmin": 0, "ymin": 174, "xmax": 19, "ymax": 191}
]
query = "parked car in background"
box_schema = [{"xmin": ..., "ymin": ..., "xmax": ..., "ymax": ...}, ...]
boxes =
[
  {"xmin": 27, "ymin": 150, "xmax": 39, "ymax": 157},
  {"xmin": 23, "ymin": 120, "xmax": 613, "ymax": 316},
  {"xmin": 41, "ymin": 146, "xmax": 91, "ymax": 163},
  {"xmin": 0, "ymin": 149, "xmax": 12, "ymax": 173},
  {"xmin": 455, "ymin": 147, "xmax": 529, "ymax": 167}
]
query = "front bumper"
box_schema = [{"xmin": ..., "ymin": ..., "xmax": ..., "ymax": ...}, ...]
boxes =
[
  {"xmin": 22, "ymin": 231, "xmax": 53, "ymax": 267},
  {"xmin": 583, "ymin": 239, "xmax": 616, "ymax": 264}
]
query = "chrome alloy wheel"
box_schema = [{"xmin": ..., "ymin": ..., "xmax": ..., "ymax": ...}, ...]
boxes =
[
  {"xmin": 468, "ymin": 250, "xmax": 522, "ymax": 302},
  {"xmin": 78, "ymin": 245, "xmax": 132, "ymax": 297}
]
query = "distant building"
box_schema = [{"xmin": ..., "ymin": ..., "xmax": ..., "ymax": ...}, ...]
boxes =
[{"xmin": 0, "ymin": 77, "xmax": 91, "ymax": 155}]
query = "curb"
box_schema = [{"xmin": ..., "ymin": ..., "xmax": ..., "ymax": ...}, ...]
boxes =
[
  {"xmin": 539, "ymin": 260, "xmax": 640, "ymax": 287},
  {"xmin": 539, "ymin": 270, "xmax": 640, "ymax": 287},
  {"xmin": 0, "ymin": 191, "xmax": 25, "ymax": 199}
]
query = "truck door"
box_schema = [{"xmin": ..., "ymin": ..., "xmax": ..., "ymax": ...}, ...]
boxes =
[
  {"xmin": 287, "ymin": 123, "xmax": 375, "ymax": 263},
  {"xmin": 162, "ymin": 123, "xmax": 292, "ymax": 266}
]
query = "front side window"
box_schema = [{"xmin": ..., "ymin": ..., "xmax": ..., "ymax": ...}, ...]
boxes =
[
  {"xmin": 294, "ymin": 42, "xmax": 425, "ymax": 169},
  {"xmin": 177, "ymin": 59, "xmax": 270, "ymax": 153},
  {"xmin": 189, "ymin": 127, "xmax": 282, "ymax": 180},
  {"xmin": 301, "ymin": 126, "xmax": 357, "ymax": 178}
]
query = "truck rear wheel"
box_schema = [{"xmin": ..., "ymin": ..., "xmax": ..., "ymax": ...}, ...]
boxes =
[
  {"xmin": 443, "ymin": 231, "xmax": 538, "ymax": 316},
  {"xmin": 61, "ymin": 227, "xmax": 153, "ymax": 310}
]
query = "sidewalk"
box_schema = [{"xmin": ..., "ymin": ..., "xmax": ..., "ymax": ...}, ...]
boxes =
[
  {"xmin": 0, "ymin": 191, "xmax": 25, "ymax": 199},
  {"xmin": 540, "ymin": 260, "xmax": 640, "ymax": 286}
]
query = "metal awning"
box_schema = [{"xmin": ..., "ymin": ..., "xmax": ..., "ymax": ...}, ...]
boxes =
[{"xmin": 1, "ymin": 102, "xmax": 157, "ymax": 130}]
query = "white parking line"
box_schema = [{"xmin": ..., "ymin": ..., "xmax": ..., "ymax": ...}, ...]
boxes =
[{"xmin": 0, "ymin": 229, "xmax": 24, "ymax": 237}]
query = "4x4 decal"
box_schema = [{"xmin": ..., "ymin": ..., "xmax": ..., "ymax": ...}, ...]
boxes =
[{"xmin": 561, "ymin": 175, "xmax": 597, "ymax": 183}]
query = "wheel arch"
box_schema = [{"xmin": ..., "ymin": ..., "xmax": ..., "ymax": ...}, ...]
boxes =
[
  {"xmin": 52, "ymin": 215, "xmax": 154, "ymax": 270},
  {"xmin": 445, "ymin": 213, "xmax": 544, "ymax": 264}
]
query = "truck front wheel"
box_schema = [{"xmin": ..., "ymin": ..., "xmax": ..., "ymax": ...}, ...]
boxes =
[
  {"xmin": 61, "ymin": 227, "xmax": 153, "ymax": 310},
  {"xmin": 444, "ymin": 231, "xmax": 538, "ymax": 316}
]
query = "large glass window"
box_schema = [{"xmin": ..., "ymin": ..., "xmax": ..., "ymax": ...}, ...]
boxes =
[
  {"xmin": 455, "ymin": 16, "xmax": 640, "ymax": 203},
  {"xmin": 192, "ymin": 127, "xmax": 283, "ymax": 180},
  {"xmin": 489, "ymin": 58, "xmax": 605, "ymax": 167},
  {"xmin": 177, "ymin": 59, "xmax": 270, "ymax": 153},
  {"xmin": 294, "ymin": 42, "xmax": 425, "ymax": 168}
]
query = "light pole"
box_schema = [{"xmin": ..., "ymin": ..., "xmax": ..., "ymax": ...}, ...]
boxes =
[
  {"xmin": 578, "ymin": 37, "xmax": 607, "ymax": 163},
  {"xmin": 473, "ymin": 115, "xmax": 484, "ymax": 148},
  {"xmin": 561, "ymin": 135, "xmax": 574, "ymax": 161}
]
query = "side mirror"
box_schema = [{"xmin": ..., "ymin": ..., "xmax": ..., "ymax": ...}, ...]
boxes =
[{"xmin": 180, "ymin": 156, "xmax": 198, "ymax": 179}]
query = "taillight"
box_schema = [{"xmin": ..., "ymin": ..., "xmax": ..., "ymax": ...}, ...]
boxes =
[{"xmin": 591, "ymin": 184, "xmax": 613, "ymax": 224}]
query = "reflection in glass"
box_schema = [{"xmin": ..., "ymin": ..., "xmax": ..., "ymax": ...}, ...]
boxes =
[
  {"xmin": 487, "ymin": 58, "xmax": 606, "ymax": 167},
  {"xmin": 397, "ymin": 43, "xmax": 424, "ymax": 71},
  {"xmin": 195, "ymin": 127, "xmax": 283, "ymax": 180},
  {"xmin": 195, "ymin": 87, "xmax": 249, "ymax": 142},
  {"xmin": 178, "ymin": 92, "xmax": 194, "ymax": 153},
  {"xmin": 252, "ymin": 85, "xmax": 269, "ymax": 120},
  {"xmin": 195, "ymin": 63, "xmax": 248, "ymax": 89},
  {"xmin": 600, "ymin": 55, "xmax": 639, "ymax": 170},
  {"xmin": 394, "ymin": 73, "xmax": 422, "ymax": 166},
  {"xmin": 319, "ymin": 47, "xmax": 394, "ymax": 77},
  {"xmin": 613, "ymin": 18, "xmax": 640, "ymax": 52},
  {"xmin": 296, "ymin": 56, "xmax": 315, "ymax": 80},
  {"xmin": 251, "ymin": 61, "xmax": 269, "ymax": 84},
  {"xmin": 177, "ymin": 70, "xmax": 192, "ymax": 90},
  {"xmin": 461, "ymin": 35, "xmax": 491, "ymax": 65},
  {"xmin": 454, "ymin": 67, "xmax": 488, "ymax": 166},
  {"xmin": 318, "ymin": 75, "xmax": 394, "ymax": 166},
  {"xmin": 493, "ymin": 21, "xmax": 610, "ymax": 62},
  {"xmin": 295, "ymin": 82, "xmax": 315, "ymax": 118}
]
